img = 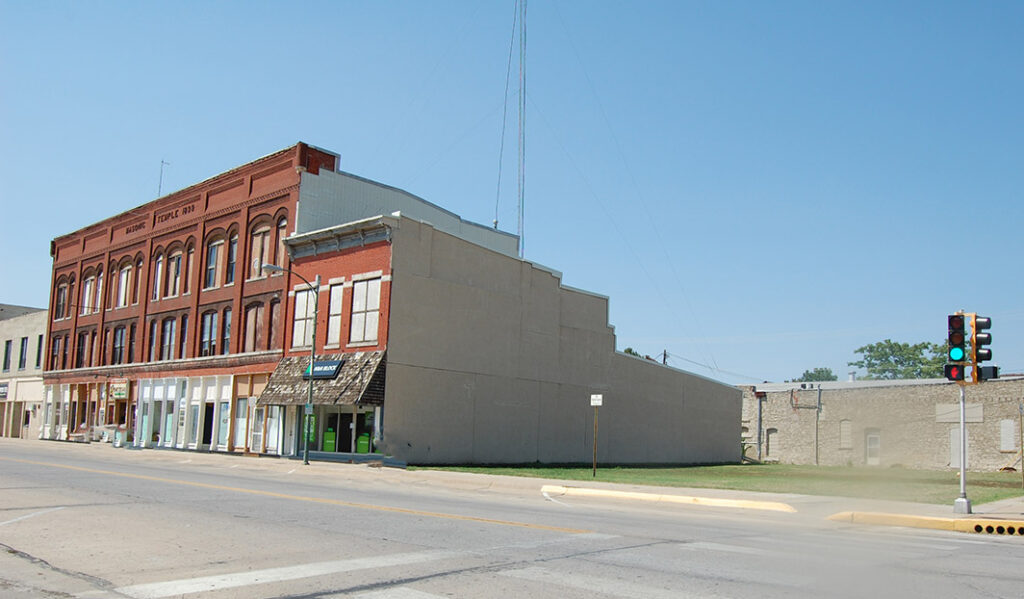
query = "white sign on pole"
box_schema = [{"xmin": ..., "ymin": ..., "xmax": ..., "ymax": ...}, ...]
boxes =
[{"xmin": 590, "ymin": 394, "xmax": 603, "ymax": 407}]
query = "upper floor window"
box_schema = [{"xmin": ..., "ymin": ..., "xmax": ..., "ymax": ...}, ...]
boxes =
[
  {"xmin": 50, "ymin": 336, "xmax": 61, "ymax": 370},
  {"xmin": 160, "ymin": 317, "xmax": 176, "ymax": 360},
  {"xmin": 95, "ymin": 271, "xmax": 103, "ymax": 313},
  {"xmin": 116, "ymin": 265, "xmax": 132, "ymax": 308},
  {"xmin": 326, "ymin": 284, "xmax": 344, "ymax": 345},
  {"xmin": 243, "ymin": 303, "xmax": 265, "ymax": 353},
  {"xmin": 148, "ymin": 319, "xmax": 159, "ymax": 362},
  {"xmin": 225, "ymin": 234, "xmax": 238, "ymax": 285},
  {"xmin": 179, "ymin": 314, "xmax": 189, "ymax": 359},
  {"xmin": 349, "ymin": 278, "xmax": 381, "ymax": 344},
  {"xmin": 111, "ymin": 326, "xmax": 126, "ymax": 365},
  {"xmin": 152, "ymin": 255, "xmax": 164, "ymax": 301},
  {"xmin": 200, "ymin": 311, "xmax": 218, "ymax": 357},
  {"xmin": 184, "ymin": 246, "xmax": 194, "ymax": 294},
  {"xmin": 204, "ymin": 240, "xmax": 222, "ymax": 289},
  {"xmin": 2, "ymin": 340, "xmax": 10, "ymax": 371},
  {"xmin": 250, "ymin": 225, "xmax": 271, "ymax": 279},
  {"xmin": 133, "ymin": 259, "xmax": 144, "ymax": 304},
  {"xmin": 81, "ymin": 276, "xmax": 96, "ymax": 314},
  {"xmin": 18, "ymin": 337, "xmax": 28, "ymax": 370},
  {"xmin": 128, "ymin": 323, "xmax": 136, "ymax": 364},
  {"xmin": 222, "ymin": 308, "xmax": 232, "ymax": 355},
  {"xmin": 54, "ymin": 284, "xmax": 68, "ymax": 319},
  {"xmin": 291, "ymin": 289, "xmax": 314, "ymax": 348},
  {"xmin": 35, "ymin": 334, "xmax": 43, "ymax": 369},
  {"xmin": 75, "ymin": 331, "xmax": 88, "ymax": 368},
  {"xmin": 275, "ymin": 218, "xmax": 288, "ymax": 267},
  {"xmin": 165, "ymin": 252, "xmax": 182, "ymax": 298}
]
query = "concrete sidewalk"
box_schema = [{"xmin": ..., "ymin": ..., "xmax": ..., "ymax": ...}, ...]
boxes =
[{"xmin": 7, "ymin": 438, "xmax": 1024, "ymax": 537}]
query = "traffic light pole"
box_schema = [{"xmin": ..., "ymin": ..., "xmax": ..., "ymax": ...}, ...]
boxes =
[{"xmin": 954, "ymin": 383, "xmax": 972, "ymax": 514}]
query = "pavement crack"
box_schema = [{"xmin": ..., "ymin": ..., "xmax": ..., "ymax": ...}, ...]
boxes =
[{"xmin": 0, "ymin": 542, "xmax": 122, "ymax": 596}]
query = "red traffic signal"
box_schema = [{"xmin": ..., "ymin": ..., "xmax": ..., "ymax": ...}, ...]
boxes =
[{"xmin": 944, "ymin": 363, "xmax": 965, "ymax": 381}]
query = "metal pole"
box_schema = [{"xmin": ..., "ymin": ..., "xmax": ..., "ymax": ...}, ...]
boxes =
[
  {"xmin": 815, "ymin": 386, "xmax": 822, "ymax": 466},
  {"xmin": 303, "ymin": 276, "xmax": 319, "ymax": 466},
  {"xmin": 592, "ymin": 406, "xmax": 598, "ymax": 478},
  {"xmin": 954, "ymin": 384, "xmax": 971, "ymax": 513}
]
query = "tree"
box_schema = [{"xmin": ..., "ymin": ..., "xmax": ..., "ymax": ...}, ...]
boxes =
[
  {"xmin": 848, "ymin": 339, "xmax": 945, "ymax": 380},
  {"xmin": 623, "ymin": 347, "xmax": 641, "ymax": 357},
  {"xmin": 794, "ymin": 367, "xmax": 838, "ymax": 382}
]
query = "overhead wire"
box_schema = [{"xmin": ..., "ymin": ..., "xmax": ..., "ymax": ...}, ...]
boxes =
[{"xmin": 493, "ymin": 0, "xmax": 520, "ymax": 229}]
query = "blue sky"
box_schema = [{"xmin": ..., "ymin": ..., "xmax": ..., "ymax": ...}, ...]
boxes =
[{"xmin": 2, "ymin": 1, "xmax": 1023, "ymax": 385}]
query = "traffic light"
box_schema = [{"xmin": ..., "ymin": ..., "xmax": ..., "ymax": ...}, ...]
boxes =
[
  {"xmin": 978, "ymin": 365, "xmax": 1000, "ymax": 381},
  {"xmin": 947, "ymin": 314, "xmax": 966, "ymax": 362},
  {"xmin": 973, "ymin": 315, "xmax": 992, "ymax": 363},
  {"xmin": 944, "ymin": 363, "xmax": 965, "ymax": 382}
]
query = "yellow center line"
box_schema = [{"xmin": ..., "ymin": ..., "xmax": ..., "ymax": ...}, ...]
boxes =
[{"xmin": 0, "ymin": 456, "xmax": 590, "ymax": 534}]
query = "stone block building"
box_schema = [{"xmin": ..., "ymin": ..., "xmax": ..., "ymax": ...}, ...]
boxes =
[{"xmin": 742, "ymin": 378, "xmax": 1024, "ymax": 471}]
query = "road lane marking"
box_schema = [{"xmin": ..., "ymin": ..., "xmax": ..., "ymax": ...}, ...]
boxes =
[
  {"xmin": 353, "ymin": 587, "xmax": 449, "ymax": 598},
  {"xmin": 681, "ymin": 541, "xmax": 768, "ymax": 556},
  {"xmin": 542, "ymin": 490, "xmax": 571, "ymax": 507},
  {"xmin": 0, "ymin": 506, "xmax": 65, "ymax": 527},
  {"xmin": 114, "ymin": 550, "xmax": 457, "ymax": 599},
  {"xmin": 0, "ymin": 456, "xmax": 589, "ymax": 534},
  {"xmin": 500, "ymin": 566, "xmax": 720, "ymax": 598}
]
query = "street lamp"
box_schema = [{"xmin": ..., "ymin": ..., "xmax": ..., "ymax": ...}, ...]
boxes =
[{"xmin": 262, "ymin": 263, "xmax": 318, "ymax": 465}]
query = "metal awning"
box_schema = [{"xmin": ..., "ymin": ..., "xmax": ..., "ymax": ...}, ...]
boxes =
[{"xmin": 256, "ymin": 351, "xmax": 385, "ymax": 407}]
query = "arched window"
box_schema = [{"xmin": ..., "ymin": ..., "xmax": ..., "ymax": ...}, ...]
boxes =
[
  {"xmin": 117, "ymin": 262, "xmax": 132, "ymax": 308},
  {"xmin": 204, "ymin": 237, "xmax": 224, "ymax": 289},
  {"xmin": 200, "ymin": 310, "xmax": 218, "ymax": 357},
  {"xmin": 133, "ymin": 258, "xmax": 143, "ymax": 304},
  {"xmin": 243, "ymin": 302, "xmax": 265, "ymax": 352},
  {"xmin": 249, "ymin": 223, "xmax": 271, "ymax": 279},
  {"xmin": 152, "ymin": 254, "xmax": 164, "ymax": 301},
  {"xmin": 165, "ymin": 250, "xmax": 182, "ymax": 298},
  {"xmin": 184, "ymin": 244, "xmax": 194, "ymax": 294},
  {"xmin": 275, "ymin": 218, "xmax": 288, "ymax": 267},
  {"xmin": 221, "ymin": 307, "xmax": 232, "ymax": 355},
  {"xmin": 160, "ymin": 317, "xmax": 176, "ymax": 360},
  {"xmin": 226, "ymin": 234, "xmax": 238, "ymax": 285}
]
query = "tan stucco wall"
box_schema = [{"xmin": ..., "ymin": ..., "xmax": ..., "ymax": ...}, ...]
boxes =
[{"xmin": 382, "ymin": 217, "xmax": 740, "ymax": 464}]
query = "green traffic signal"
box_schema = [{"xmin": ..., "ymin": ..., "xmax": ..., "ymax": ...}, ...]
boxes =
[{"xmin": 947, "ymin": 314, "xmax": 966, "ymax": 363}]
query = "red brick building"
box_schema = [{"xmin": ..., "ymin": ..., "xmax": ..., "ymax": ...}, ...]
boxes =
[
  {"xmin": 41, "ymin": 142, "xmax": 741, "ymax": 466},
  {"xmin": 42, "ymin": 143, "xmax": 341, "ymax": 452}
]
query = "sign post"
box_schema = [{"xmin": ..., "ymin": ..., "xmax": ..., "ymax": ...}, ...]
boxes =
[{"xmin": 590, "ymin": 394, "xmax": 603, "ymax": 478}]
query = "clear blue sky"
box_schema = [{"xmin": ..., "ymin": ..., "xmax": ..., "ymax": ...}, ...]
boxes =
[{"xmin": 2, "ymin": 1, "xmax": 1023, "ymax": 385}]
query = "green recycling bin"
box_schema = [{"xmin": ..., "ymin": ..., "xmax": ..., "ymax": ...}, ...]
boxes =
[
  {"xmin": 323, "ymin": 428, "xmax": 336, "ymax": 452},
  {"xmin": 356, "ymin": 433, "xmax": 371, "ymax": 454}
]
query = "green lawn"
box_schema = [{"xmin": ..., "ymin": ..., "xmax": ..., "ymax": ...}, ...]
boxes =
[{"xmin": 417, "ymin": 463, "xmax": 1024, "ymax": 505}]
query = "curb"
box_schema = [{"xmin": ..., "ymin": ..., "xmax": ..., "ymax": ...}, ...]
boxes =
[
  {"xmin": 828, "ymin": 511, "xmax": 1024, "ymax": 536},
  {"xmin": 541, "ymin": 485, "xmax": 798, "ymax": 513}
]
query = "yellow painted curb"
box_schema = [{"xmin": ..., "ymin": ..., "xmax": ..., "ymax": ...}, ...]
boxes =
[
  {"xmin": 829, "ymin": 511, "xmax": 1024, "ymax": 535},
  {"xmin": 541, "ymin": 485, "xmax": 797, "ymax": 513}
]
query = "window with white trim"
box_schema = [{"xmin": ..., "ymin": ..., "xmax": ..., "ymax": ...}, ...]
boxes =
[
  {"xmin": 250, "ymin": 225, "xmax": 271, "ymax": 278},
  {"xmin": 349, "ymin": 278, "xmax": 380, "ymax": 344},
  {"xmin": 292, "ymin": 289, "xmax": 314, "ymax": 348},
  {"xmin": 152, "ymin": 255, "xmax": 163, "ymax": 300},
  {"xmin": 205, "ymin": 240, "xmax": 221, "ymax": 289},
  {"xmin": 117, "ymin": 265, "xmax": 131, "ymax": 307},
  {"xmin": 81, "ymin": 276, "xmax": 95, "ymax": 314},
  {"xmin": 326, "ymin": 284, "xmax": 344, "ymax": 345}
]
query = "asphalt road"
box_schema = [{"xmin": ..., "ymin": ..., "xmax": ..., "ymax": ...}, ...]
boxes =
[{"xmin": 2, "ymin": 440, "xmax": 1023, "ymax": 598}]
